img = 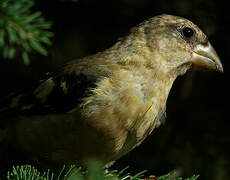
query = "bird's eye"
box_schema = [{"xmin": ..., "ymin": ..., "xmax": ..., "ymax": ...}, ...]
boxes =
[{"xmin": 181, "ymin": 27, "xmax": 194, "ymax": 38}]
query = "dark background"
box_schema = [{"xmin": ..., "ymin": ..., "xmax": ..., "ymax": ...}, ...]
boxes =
[{"xmin": 0, "ymin": 0, "xmax": 229, "ymax": 179}]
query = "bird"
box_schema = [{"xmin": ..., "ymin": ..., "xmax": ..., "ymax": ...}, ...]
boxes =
[{"xmin": 0, "ymin": 14, "xmax": 223, "ymax": 168}]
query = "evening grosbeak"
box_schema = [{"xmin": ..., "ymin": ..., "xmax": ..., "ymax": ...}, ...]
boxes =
[{"xmin": 0, "ymin": 14, "xmax": 223, "ymax": 167}]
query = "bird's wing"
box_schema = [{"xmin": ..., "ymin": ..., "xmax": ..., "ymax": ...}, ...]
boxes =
[{"xmin": 0, "ymin": 71, "xmax": 100, "ymax": 127}]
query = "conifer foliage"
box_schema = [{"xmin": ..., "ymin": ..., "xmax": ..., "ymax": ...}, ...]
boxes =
[{"xmin": 0, "ymin": 0, "xmax": 53, "ymax": 64}]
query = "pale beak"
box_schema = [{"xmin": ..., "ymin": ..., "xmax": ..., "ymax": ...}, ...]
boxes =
[{"xmin": 192, "ymin": 42, "xmax": 223, "ymax": 72}]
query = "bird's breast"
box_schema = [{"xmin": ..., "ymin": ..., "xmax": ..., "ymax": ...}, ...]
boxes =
[{"xmin": 81, "ymin": 70, "xmax": 173, "ymax": 162}]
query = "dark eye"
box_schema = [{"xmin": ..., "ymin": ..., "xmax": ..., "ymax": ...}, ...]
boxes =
[{"xmin": 181, "ymin": 27, "xmax": 194, "ymax": 38}]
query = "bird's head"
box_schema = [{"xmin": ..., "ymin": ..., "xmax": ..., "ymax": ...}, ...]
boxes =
[{"xmin": 135, "ymin": 14, "xmax": 223, "ymax": 76}]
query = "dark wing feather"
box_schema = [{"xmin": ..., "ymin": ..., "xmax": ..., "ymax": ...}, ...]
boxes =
[{"xmin": 0, "ymin": 72, "xmax": 100, "ymax": 127}]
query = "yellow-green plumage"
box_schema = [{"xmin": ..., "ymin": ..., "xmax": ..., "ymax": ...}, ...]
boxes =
[{"xmin": 0, "ymin": 14, "xmax": 222, "ymax": 168}]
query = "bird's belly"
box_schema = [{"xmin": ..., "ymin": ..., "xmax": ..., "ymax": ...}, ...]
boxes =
[{"xmin": 10, "ymin": 100, "xmax": 163, "ymax": 166}]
